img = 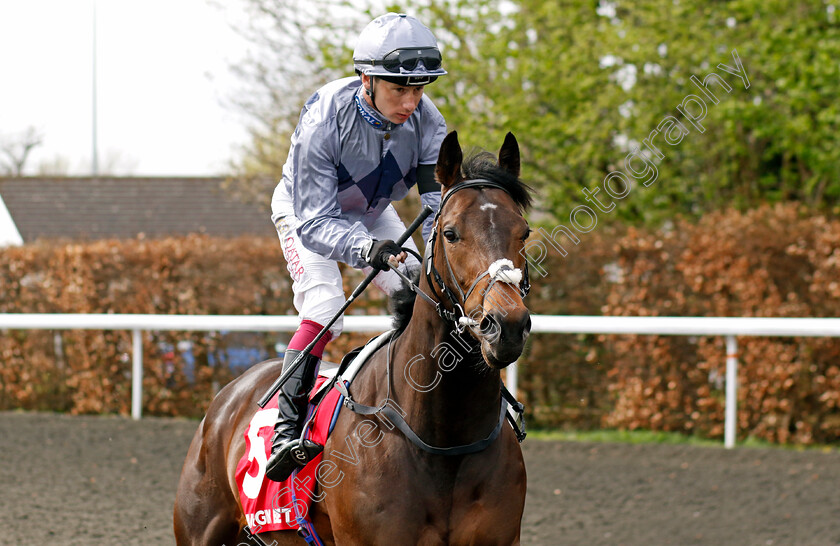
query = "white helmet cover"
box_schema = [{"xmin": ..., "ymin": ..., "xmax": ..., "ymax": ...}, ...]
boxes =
[{"xmin": 353, "ymin": 13, "xmax": 447, "ymax": 85}]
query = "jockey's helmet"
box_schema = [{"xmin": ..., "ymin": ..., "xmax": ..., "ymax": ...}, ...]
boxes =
[{"xmin": 353, "ymin": 13, "xmax": 447, "ymax": 87}]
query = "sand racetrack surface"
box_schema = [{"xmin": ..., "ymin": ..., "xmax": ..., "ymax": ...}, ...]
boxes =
[{"xmin": 1, "ymin": 412, "xmax": 838, "ymax": 545}]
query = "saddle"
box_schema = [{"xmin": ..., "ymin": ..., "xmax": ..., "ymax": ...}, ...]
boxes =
[
  {"xmin": 310, "ymin": 330, "xmax": 393, "ymax": 405},
  {"xmin": 234, "ymin": 331, "xmax": 394, "ymax": 537}
]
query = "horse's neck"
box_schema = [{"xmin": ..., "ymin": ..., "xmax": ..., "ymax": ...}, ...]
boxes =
[{"xmin": 389, "ymin": 284, "xmax": 503, "ymax": 447}]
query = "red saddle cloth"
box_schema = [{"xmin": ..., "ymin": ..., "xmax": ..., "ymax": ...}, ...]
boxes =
[{"xmin": 234, "ymin": 376, "xmax": 342, "ymax": 534}]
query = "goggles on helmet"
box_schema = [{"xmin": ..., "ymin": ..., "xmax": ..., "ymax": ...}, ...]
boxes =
[{"xmin": 356, "ymin": 47, "xmax": 442, "ymax": 74}]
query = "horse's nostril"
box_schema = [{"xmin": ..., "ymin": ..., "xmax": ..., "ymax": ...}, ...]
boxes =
[
  {"xmin": 480, "ymin": 314, "xmax": 498, "ymax": 337},
  {"xmin": 523, "ymin": 315, "xmax": 532, "ymax": 336}
]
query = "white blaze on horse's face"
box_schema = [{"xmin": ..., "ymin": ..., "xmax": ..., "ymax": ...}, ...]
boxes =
[{"xmin": 480, "ymin": 202, "xmax": 498, "ymax": 230}]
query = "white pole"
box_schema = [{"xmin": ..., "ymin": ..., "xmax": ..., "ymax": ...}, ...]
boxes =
[
  {"xmin": 724, "ymin": 335, "xmax": 738, "ymax": 448},
  {"xmin": 131, "ymin": 329, "xmax": 143, "ymax": 420},
  {"xmin": 506, "ymin": 360, "xmax": 518, "ymax": 397}
]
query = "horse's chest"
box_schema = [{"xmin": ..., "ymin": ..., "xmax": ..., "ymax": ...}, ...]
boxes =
[
  {"xmin": 333, "ymin": 474, "xmax": 516, "ymax": 545},
  {"xmin": 338, "ymin": 453, "xmax": 501, "ymax": 521}
]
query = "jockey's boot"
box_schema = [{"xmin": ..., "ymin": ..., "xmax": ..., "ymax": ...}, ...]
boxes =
[{"xmin": 265, "ymin": 349, "xmax": 324, "ymax": 482}]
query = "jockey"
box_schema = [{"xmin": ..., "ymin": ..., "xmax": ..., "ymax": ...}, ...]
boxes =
[{"xmin": 265, "ymin": 13, "xmax": 448, "ymax": 482}]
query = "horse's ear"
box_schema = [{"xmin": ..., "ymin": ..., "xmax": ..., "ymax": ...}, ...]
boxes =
[
  {"xmin": 436, "ymin": 131, "xmax": 463, "ymax": 189},
  {"xmin": 498, "ymin": 132, "xmax": 520, "ymax": 178}
]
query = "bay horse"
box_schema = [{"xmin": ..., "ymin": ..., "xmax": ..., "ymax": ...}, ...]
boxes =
[{"xmin": 174, "ymin": 130, "xmax": 533, "ymax": 545}]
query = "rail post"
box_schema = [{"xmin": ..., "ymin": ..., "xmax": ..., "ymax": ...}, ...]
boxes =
[
  {"xmin": 132, "ymin": 329, "xmax": 143, "ymax": 420},
  {"xmin": 506, "ymin": 361, "xmax": 518, "ymax": 398},
  {"xmin": 724, "ymin": 335, "xmax": 738, "ymax": 448}
]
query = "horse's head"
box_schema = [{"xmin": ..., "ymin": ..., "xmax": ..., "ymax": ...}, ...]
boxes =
[{"xmin": 428, "ymin": 131, "xmax": 533, "ymax": 369}]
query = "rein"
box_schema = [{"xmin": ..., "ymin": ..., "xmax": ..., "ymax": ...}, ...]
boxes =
[
  {"xmin": 335, "ymin": 178, "xmax": 529, "ymax": 456},
  {"xmin": 335, "ymin": 378, "xmax": 526, "ymax": 455},
  {"xmin": 334, "ymin": 328, "xmax": 526, "ymax": 456}
]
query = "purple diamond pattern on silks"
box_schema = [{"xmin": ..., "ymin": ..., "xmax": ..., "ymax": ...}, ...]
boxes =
[{"xmin": 337, "ymin": 152, "xmax": 417, "ymax": 209}]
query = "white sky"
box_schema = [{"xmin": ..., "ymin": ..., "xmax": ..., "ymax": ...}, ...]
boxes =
[{"xmin": 0, "ymin": 0, "xmax": 253, "ymax": 176}]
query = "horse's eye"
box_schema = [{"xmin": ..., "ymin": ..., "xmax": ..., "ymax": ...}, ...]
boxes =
[
  {"xmin": 521, "ymin": 227, "xmax": 532, "ymax": 242},
  {"xmin": 443, "ymin": 228, "xmax": 459, "ymax": 242}
]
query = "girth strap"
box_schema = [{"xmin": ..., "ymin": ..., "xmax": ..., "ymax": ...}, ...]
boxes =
[{"xmin": 333, "ymin": 380, "xmax": 525, "ymax": 456}]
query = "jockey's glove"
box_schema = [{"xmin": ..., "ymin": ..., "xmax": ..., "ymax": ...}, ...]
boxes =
[{"xmin": 364, "ymin": 239, "xmax": 402, "ymax": 271}]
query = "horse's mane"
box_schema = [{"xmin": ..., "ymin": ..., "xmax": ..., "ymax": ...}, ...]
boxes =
[
  {"xmin": 390, "ymin": 268, "xmax": 420, "ymax": 333},
  {"xmin": 460, "ymin": 149, "xmax": 534, "ymax": 212},
  {"xmin": 390, "ymin": 150, "xmax": 534, "ymax": 333}
]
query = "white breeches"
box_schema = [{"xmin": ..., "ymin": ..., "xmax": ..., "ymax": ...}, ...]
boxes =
[{"xmin": 275, "ymin": 204, "xmax": 420, "ymax": 338}]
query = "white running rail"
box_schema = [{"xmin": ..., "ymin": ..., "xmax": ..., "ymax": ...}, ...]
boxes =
[{"xmin": 2, "ymin": 313, "xmax": 839, "ymax": 448}]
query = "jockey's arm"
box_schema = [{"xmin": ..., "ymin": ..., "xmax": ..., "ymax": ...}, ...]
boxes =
[{"xmin": 416, "ymin": 163, "xmax": 441, "ymax": 242}]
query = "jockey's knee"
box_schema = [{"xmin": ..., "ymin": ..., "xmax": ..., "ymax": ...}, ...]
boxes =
[{"xmin": 300, "ymin": 290, "xmax": 346, "ymax": 338}]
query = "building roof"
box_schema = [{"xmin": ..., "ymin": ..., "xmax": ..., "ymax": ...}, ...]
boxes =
[{"xmin": 0, "ymin": 176, "xmax": 277, "ymax": 243}]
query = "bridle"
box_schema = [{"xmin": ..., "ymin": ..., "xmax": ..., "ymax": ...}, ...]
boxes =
[
  {"xmin": 392, "ymin": 179, "xmax": 531, "ymax": 334},
  {"xmin": 336, "ymin": 178, "xmax": 530, "ymax": 453}
]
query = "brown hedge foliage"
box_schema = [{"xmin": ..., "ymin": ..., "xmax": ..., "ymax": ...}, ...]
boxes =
[
  {"xmin": 0, "ymin": 234, "xmax": 392, "ymax": 418},
  {"xmin": 0, "ymin": 236, "xmax": 296, "ymax": 416},
  {"xmin": 521, "ymin": 204, "xmax": 839, "ymax": 444},
  {"xmin": 1, "ymin": 204, "xmax": 838, "ymax": 445},
  {"xmin": 518, "ymin": 224, "xmax": 619, "ymax": 429},
  {"xmin": 596, "ymin": 204, "xmax": 840, "ymax": 444}
]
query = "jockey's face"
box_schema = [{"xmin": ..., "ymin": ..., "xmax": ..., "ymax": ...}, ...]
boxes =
[{"xmin": 362, "ymin": 75, "xmax": 425, "ymax": 125}]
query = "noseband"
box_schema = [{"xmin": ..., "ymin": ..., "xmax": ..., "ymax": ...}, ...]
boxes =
[{"xmin": 422, "ymin": 179, "xmax": 531, "ymax": 333}]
